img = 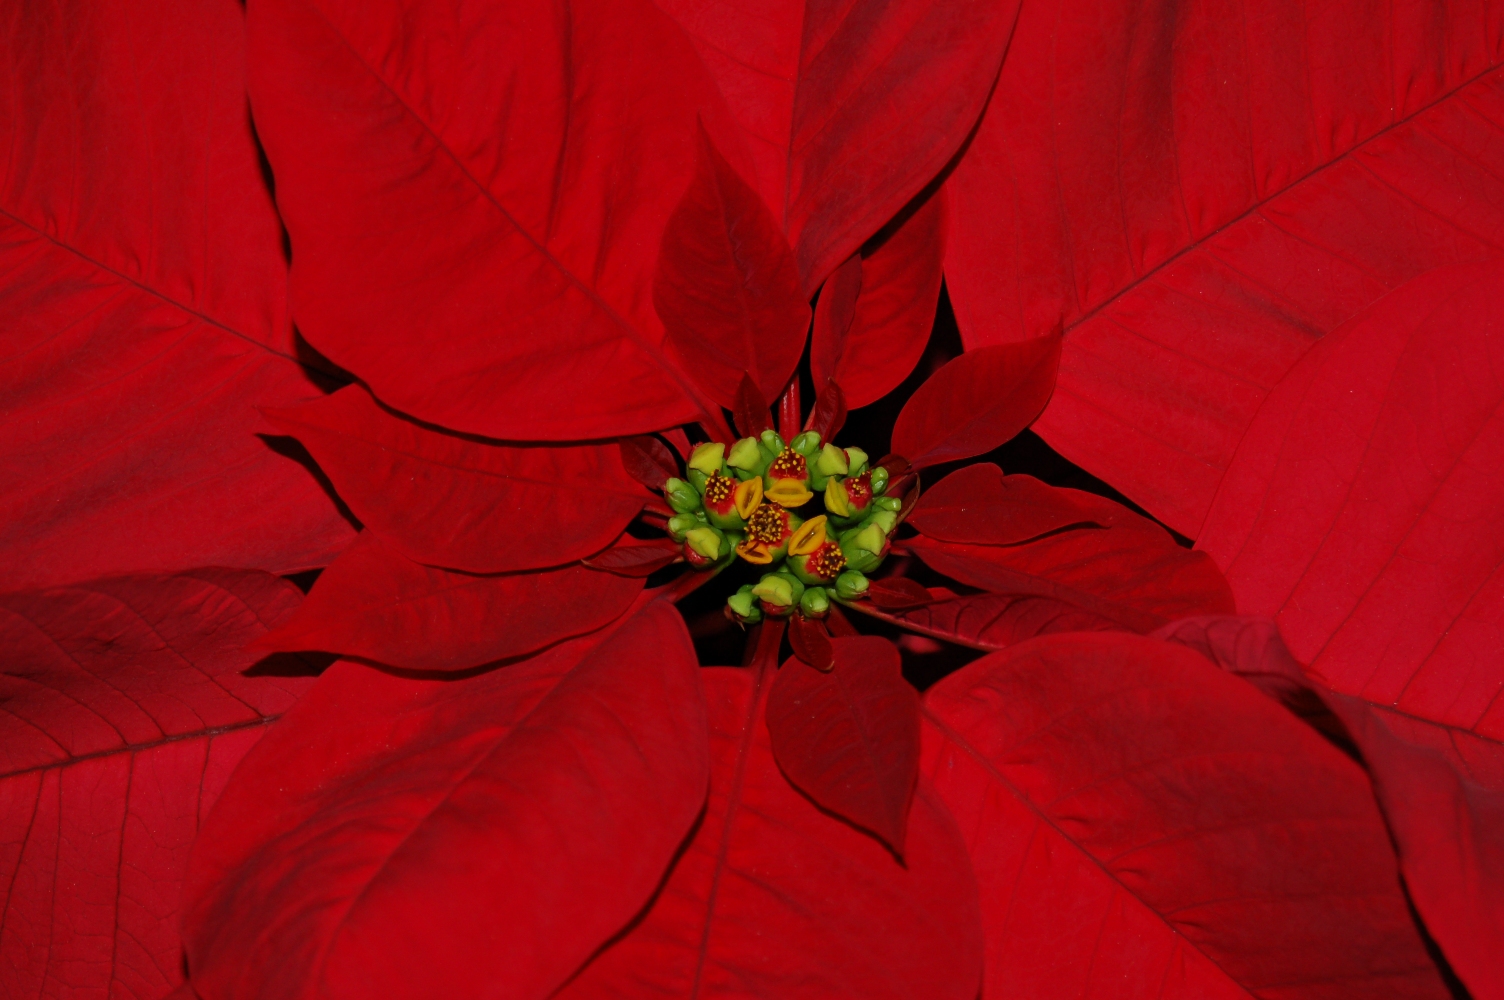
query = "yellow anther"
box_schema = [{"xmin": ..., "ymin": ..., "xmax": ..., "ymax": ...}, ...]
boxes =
[
  {"xmin": 824, "ymin": 477, "xmax": 851, "ymax": 517},
  {"xmin": 788, "ymin": 516, "xmax": 828, "ymax": 556},
  {"xmin": 733, "ymin": 476, "xmax": 763, "ymax": 518},
  {"xmin": 766, "ymin": 478, "xmax": 814, "ymax": 508}
]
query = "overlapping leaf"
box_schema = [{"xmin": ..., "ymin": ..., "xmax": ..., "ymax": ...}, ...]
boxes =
[
  {"xmin": 946, "ymin": 0, "xmax": 1504, "ymax": 535},
  {"xmin": 907, "ymin": 464, "xmax": 1104, "ymax": 544},
  {"xmin": 846, "ymin": 586, "xmax": 1126, "ymax": 651}
]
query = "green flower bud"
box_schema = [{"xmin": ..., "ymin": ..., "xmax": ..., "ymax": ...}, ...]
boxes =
[
  {"xmin": 752, "ymin": 572, "xmax": 804, "ymax": 613},
  {"xmin": 800, "ymin": 586, "xmax": 831, "ymax": 618},
  {"xmin": 685, "ymin": 526, "xmax": 725, "ymax": 562},
  {"xmin": 869, "ymin": 466, "xmax": 890, "ymax": 495},
  {"xmin": 844, "ymin": 447, "xmax": 869, "ymax": 476},
  {"xmin": 727, "ymin": 436, "xmax": 764, "ymax": 472},
  {"xmin": 667, "ymin": 512, "xmax": 701, "ymax": 541},
  {"xmin": 790, "ymin": 430, "xmax": 822, "ymax": 457},
  {"xmin": 759, "ymin": 429, "xmax": 785, "ymax": 455},
  {"xmin": 815, "ymin": 442, "xmax": 849, "ymax": 476},
  {"xmin": 873, "ymin": 495, "xmax": 902, "ymax": 513},
  {"xmin": 852, "ymin": 522, "xmax": 886, "ymax": 554},
  {"xmin": 686, "ymin": 468, "xmax": 709, "ymax": 491},
  {"xmin": 664, "ymin": 477, "xmax": 702, "ymax": 513},
  {"xmin": 726, "ymin": 585, "xmax": 763, "ymax": 623},
  {"xmin": 868, "ymin": 509, "xmax": 898, "ymax": 535},
  {"xmin": 688, "ymin": 441, "xmax": 726, "ymax": 476},
  {"xmin": 840, "ymin": 523, "xmax": 886, "ymax": 573},
  {"xmin": 835, "ymin": 570, "xmax": 869, "ymax": 600}
]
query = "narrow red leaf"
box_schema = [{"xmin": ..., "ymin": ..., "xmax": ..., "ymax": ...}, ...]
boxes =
[
  {"xmin": 0, "ymin": 570, "xmax": 316, "ymax": 999},
  {"xmin": 656, "ymin": 130, "xmax": 810, "ymax": 410},
  {"xmin": 946, "ymin": 8, "xmax": 1504, "ymax": 536},
  {"xmin": 183, "ymin": 601, "xmax": 708, "ymax": 1000},
  {"xmin": 0, "ymin": 0, "xmax": 353, "ymax": 589},
  {"xmin": 256, "ymin": 532, "xmax": 642, "ymax": 671},
  {"xmin": 788, "ymin": 613, "xmax": 834, "ymax": 671},
  {"xmin": 907, "ymin": 464, "xmax": 1105, "ymax": 545},
  {"xmin": 811, "ymin": 190, "xmax": 946, "ymax": 408},
  {"xmin": 777, "ymin": 376, "xmax": 801, "ymax": 439},
  {"xmin": 732, "ymin": 372, "xmax": 775, "ymax": 439},
  {"xmin": 663, "ymin": 427, "xmax": 693, "ymax": 461},
  {"xmin": 910, "ymin": 485, "xmax": 1232, "ymax": 631},
  {"xmin": 619, "ymin": 435, "xmax": 681, "ymax": 491},
  {"xmin": 557, "ymin": 664, "xmax": 981, "ymax": 999},
  {"xmin": 865, "ymin": 577, "xmax": 935, "ymax": 611},
  {"xmin": 804, "ymin": 378, "xmax": 849, "ymax": 440},
  {"xmin": 845, "ymin": 588, "xmax": 1127, "ymax": 651},
  {"xmin": 924, "ymin": 632, "xmax": 1452, "ymax": 999},
  {"xmin": 267, "ymin": 385, "xmax": 649, "ymax": 573},
  {"xmin": 891, "ymin": 336, "xmax": 1061, "ymax": 469},
  {"xmin": 582, "ymin": 535, "xmax": 682, "ymax": 577},
  {"xmin": 827, "ymin": 604, "xmax": 861, "ymax": 638}
]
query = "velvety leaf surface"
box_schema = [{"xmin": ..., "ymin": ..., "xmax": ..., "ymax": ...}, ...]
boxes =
[
  {"xmin": 766, "ymin": 638, "xmax": 920, "ymax": 853},
  {"xmin": 1200, "ymin": 260, "xmax": 1504, "ymax": 741},
  {"xmin": 558, "ymin": 664, "xmax": 983, "ymax": 1000},
  {"xmin": 582, "ymin": 535, "xmax": 683, "ymax": 577},
  {"xmin": 257, "ymin": 532, "xmax": 642, "ymax": 671},
  {"xmin": 890, "ymin": 337, "xmax": 1061, "ymax": 469},
  {"xmin": 923, "ymin": 632, "xmax": 1451, "ymax": 1000},
  {"xmin": 266, "ymin": 385, "xmax": 648, "ymax": 573},
  {"xmin": 652, "ymin": 0, "xmax": 1014, "ymax": 288},
  {"xmin": 0, "ymin": 570, "xmax": 316, "ymax": 999},
  {"xmin": 246, "ymin": 0, "xmax": 740, "ymax": 440},
  {"xmin": 845, "ymin": 587, "xmax": 1126, "ymax": 651},
  {"xmin": 810, "ymin": 190, "xmax": 946, "ymax": 408},
  {"xmin": 908, "ymin": 464, "xmax": 1105, "ymax": 545},
  {"xmin": 657, "ymin": 134, "xmax": 809, "ymax": 409},
  {"xmin": 0, "ymin": 0, "xmax": 355, "ymax": 590},
  {"xmin": 946, "ymin": 0, "xmax": 1504, "ymax": 536},
  {"xmin": 184, "ymin": 601, "xmax": 707, "ymax": 1000},
  {"xmin": 908, "ymin": 488, "xmax": 1233, "ymax": 632}
]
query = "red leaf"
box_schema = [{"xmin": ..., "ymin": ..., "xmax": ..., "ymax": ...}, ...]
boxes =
[
  {"xmin": 619, "ymin": 436, "xmax": 682, "ymax": 491},
  {"xmin": 924, "ymin": 632, "xmax": 1452, "ymax": 999},
  {"xmin": 1158, "ymin": 616, "xmax": 1504, "ymax": 1000},
  {"xmin": 0, "ymin": 0, "xmax": 354, "ymax": 590},
  {"xmin": 908, "ymin": 464, "xmax": 1105, "ymax": 545},
  {"xmin": 946, "ymin": 9, "xmax": 1504, "ymax": 536},
  {"xmin": 787, "ymin": 613, "xmax": 834, "ymax": 671},
  {"xmin": 583, "ymin": 535, "xmax": 682, "ymax": 577},
  {"xmin": 732, "ymin": 372, "xmax": 775, "ymax": 439},
  {"xmin": 257, "ymin": 532, "xmax": 642, "ymax": 671},
  {"xmin": 766, "ymin": 638, "xmax": 920, "ymax": 854},
  {"xmin": 804, "ymin": 378, "xmax": 849, "ymax": 440},
  {"xmin": 777, "ymin": 376, "xmax": 802, "ymax": 438},
  {"xmin": 811, "ymin": 189, "xmax": 946, "ymax": 408},
  {"xmin": 655, "ymin": 0, "xmax": 1016, "ymax": 289},
  {"xmin": 265, "ymin": 385, "xmax": 648, "ymax": 573},
  {"xmin": 663, "ymin": 427, "xmax": 694, "ymax": 461},
  {"xmin": 0, "ymin": 570, "xmax": 316, "ymax": 999},
  {"xmin": 245, "ymin": 0, "xmax": 742, "ymax": 440},
  {"xmin": 845, "ymin": 588, "xmax": 1127, "ymax": 651},
  {"xmin": 909, "ymin": 490, "xmax": 1232, "ymax": 631},
  {"xmin": 891, "ymin": 336, "xmax": 1061, "ymax": 469},
  {"xmin": 557, "ymin": 664, "xmax": 982, "ymax": 999},
  {"xmin": 656, "ymin": 131, "xmax": 810, "ymax": 410},
  {"xmin": 865, "ymin": 576, "xmax": 936, "ymax": 611},
  {"xmin": 183, "ymin": 601, "xmax": 708, "ymax": 1000}
]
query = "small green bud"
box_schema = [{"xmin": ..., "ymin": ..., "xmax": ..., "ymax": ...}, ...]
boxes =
[
  {"xmin": 844, "ymin": 447, "xmax": 869, "ymax": 475},
  {"xmin": 685, "ymin": 526, "xmax": 724, "ymax": 561},
  {"xmin": 814, "ymin": 442, "xmax": 849, "ymax": 476},
  {"xmin": 688, "ymin": 441, "xmax": 726, "ymax": 476},
  {"xmin": 873, "ymin": 495, "xmax": 902, "ymax": 512},
  {"xmin": 852, "ymin": 523, "xmax": 886, "ymax": 554},
  {"xmin": 868, "ymin": 509, "xmax": 898, "ymax": 534},
  {"xmin": 835, "ymin": 571, "xmax": 869, "ymax": 600},
  {"xmin": 667, "ymin": 512, "xmax": 701, "ymax": 541},
  {"xmin": 752, "ymin": 572, "xmax": 802, "ymax": 610},
  {"xmin": 790, "ymin": 430, "xmax": 822, "ymax": 457},
  {"xmin": 727, "ymin": 436, "xmax": 764, "ymax": 471},
  {"xmin": 759, "ymin": 429, "xmax": 785, "ymax": 454},
  {"xmin": 726, "ymin": 585, "xmax": 763, "ymax": 623},
  {"xmin": 664, "ymin": 477, "xmax": 701, "ymax": 513},
  {"xmin": 800, "ymin": 586, "xmax": 831, "ymax": 617},
  {"xmin": 869, "ymin": 466, "xmax": 890, "ymax": 495},
  {"xmin": 686, "ymin": 468, "xmax": 709, "ymax": 491}
]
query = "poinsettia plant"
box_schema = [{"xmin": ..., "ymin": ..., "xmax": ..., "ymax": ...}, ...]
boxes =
[{"xmin": 3, "ymin": 0, "xmax": 1503, "ymax": 998}]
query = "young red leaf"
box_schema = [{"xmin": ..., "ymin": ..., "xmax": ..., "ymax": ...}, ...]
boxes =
[
  {"xmin": 257, "ymin": 531, "xmax": 642, "ymax": 671},
  {"xmin": 845, "ymin": 588, "xmax": 1127, "ymax": 651},
  {"xmin": 0, "ymin": 570, "xmax": 316, "ymax": 999},
  {"xmin": 582, "ymin": 535, "xmax": 682, "ymax": 577},
  {"xmin": 654, "ymin": 0, "xmax": 1015, "ymax": 289},
  {"xmin": 245, "ymin": 0, "xmax": 743, "ymax": 440},
  {"xmin": 557, "ymin": 664, "xmax": 982, "ymax": 999},
  {"xmin": 0, "ymin": 0, "xmax": 354, "ymax": 590},
  {"xmin": 946, "ymin": 8, "xmax": 1504, "ymax": 536},
  {"xmin": 788, "ymin": 612, "xmax": 835, "ymax": 671},
  {"xmin": 804, "ymin": 378, "xmax": 849, "ymax": 440},
  {"xmin": 265, "ymin": 385, "xmax": 648, "ymax": 573},
  {"xmin": 732, "ymin": 372, "xmax": 775, "ymax": 439},
  {"xmin": 766, "ymin": 638, "xmax": 920, "ymax": 854},
  {"xmin": 183, "ymin": 601, "xmax": 708, "ymax": 1000},
  {"xmin": 891, "ymin": 336, "xmax": 1061, "ymax": 470},
  {"xmin": 909, "ymin": 488, "xmax": 1233, "ymax": 632},
  {"xmin": 811, "ymin": 189, "xmax": 946, "ymax": 408},
  {"xmin": 777, "ymin": 377, "xmax": 802, "ymax": 438},
  {"xmin": 619, "ymin": 435, "xmax": 682, "ymax": 491},
  {"xmin": 924, "ymin": 632, "xmax": 1452, "ymax": 999},
  {"xmin": 656, "ymin": 131, "xmax": 810, "ymax": 410},
  {"xmin": 908, "ymin": 464, "xmax": 1105, "ymax": 545},
  {"xmin": 865, "ymin": 576, "xmax": 936, "ymax": 611}
]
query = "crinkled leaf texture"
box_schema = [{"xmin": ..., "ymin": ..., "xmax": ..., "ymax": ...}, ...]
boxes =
[
  {"xmin": 266, "ymin": 384, "xmax": 649, "ymax": 573},
  {"xmin": 246, "ymin": 0, "xmax": 742, "ymax": 440},
  {"xmin": 184, "ymin": 601, "xmax": 707, "ymax": 1000},
  {"xmin": 257, "ymin": 531, "xmax": 643, "ymax": 671},
  {"xmin": 0, "ymin": 570, "xmax": 316, "ymax": 999},
  {"xmin": 923, "ymin": 632, "xmax": 1451, "ymax": 1000},
  {"xmin": 653, "ymin": 0, "xmax": 1015, "ymax": 288},
  {"xmin": 557, "ymin": 664, "xmax": 983, "ymax": 1000},
  {"xmin": 946, "ymin": 0, "xmax": 1504, "ymax": 536},
  {"xmin": 0, "ymin": 0, "xmax": 355, "ymax": 590}
]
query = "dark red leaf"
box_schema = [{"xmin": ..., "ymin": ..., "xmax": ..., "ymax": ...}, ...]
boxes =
[
  {"xmin": 0, "ymin": 0, "xmax": 354, "ymax": 590},
  {"xmin": 767, "ymin": 638, "xmax": 920, "ymax": 854},
  {"xmin": 778, "ymin": 376, "xmax": 802, "ymax": 439},
  {"xmin": 619, "ymin": 435, "xmax": 681, "ymax": 491},
  {"xmin": 655, "ymin": 0, "xmax": 1016, "ymax": 289},
  {"xmin": 656, "ymin": 130, "xmax": 809, "ymax": 411},
  {"xmin": 845, "ymin": 587, "xmax": 1127, "ymax": 651},
  {"xmin": 266, "ymin": 384, "xmax": 649, "ymax": 573},
  {"xmin": 256, "ymin": 532, "xmax": 642, "ymax": 671},
  {"xmin": 183, "ymin": 601, "xmax": 708, "ymax": 1000},
  {"xmin": 909, "ymin": 489, "xmax": 1234, "ymax": 632},
  {"xmin": 582, "ymin": 535, "xmax": 682, "ymax": 577},
  {"xmin": 0, "ymin": 570, "xmax": 316, "ymax": 998},
  {"xmin": 732, "ymin": 372, "xmax": 775, "ymax": 439},
  {"xmin": 827, "ymin": 604, "xmax": 861, "ymax": 638},
  {"xmin": 908, "ymin": 464, "xmax": 1105, "ymax": 545},
  {"xmin": 663, "ymin": 428, "xmax": 693, "ymax": 461},
  {"xmin": 246, "ymin": 0, "xmax": 738, "ymax": 440},
  {"xmin": 924, "ymin": 632, "xmax": 1452, "ymax": 999},
  {"xmin": 865, "ymin": 577, "xmax": 935, "ymax": 611},
  {"xmin": 946, "ymin": 8, "xmax": 1504, "ymax": 536},
  {"xmin": 804, "ymin": 378, "xmax": 849, "ymax": 440},
  {"xmin": 557, "ymin": 664, "xmax": 981, "ymax": 999},
  {"xmin": 811, "ymin": 189, "xmax": 946, "ymax": 408},
  {"xmin": 891, "ymin": 336, "xmax": 1062, "ymax": 470},
  {"xmin": 788, "ymin": 613, "xmax": 834, "ymax": 671}
]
